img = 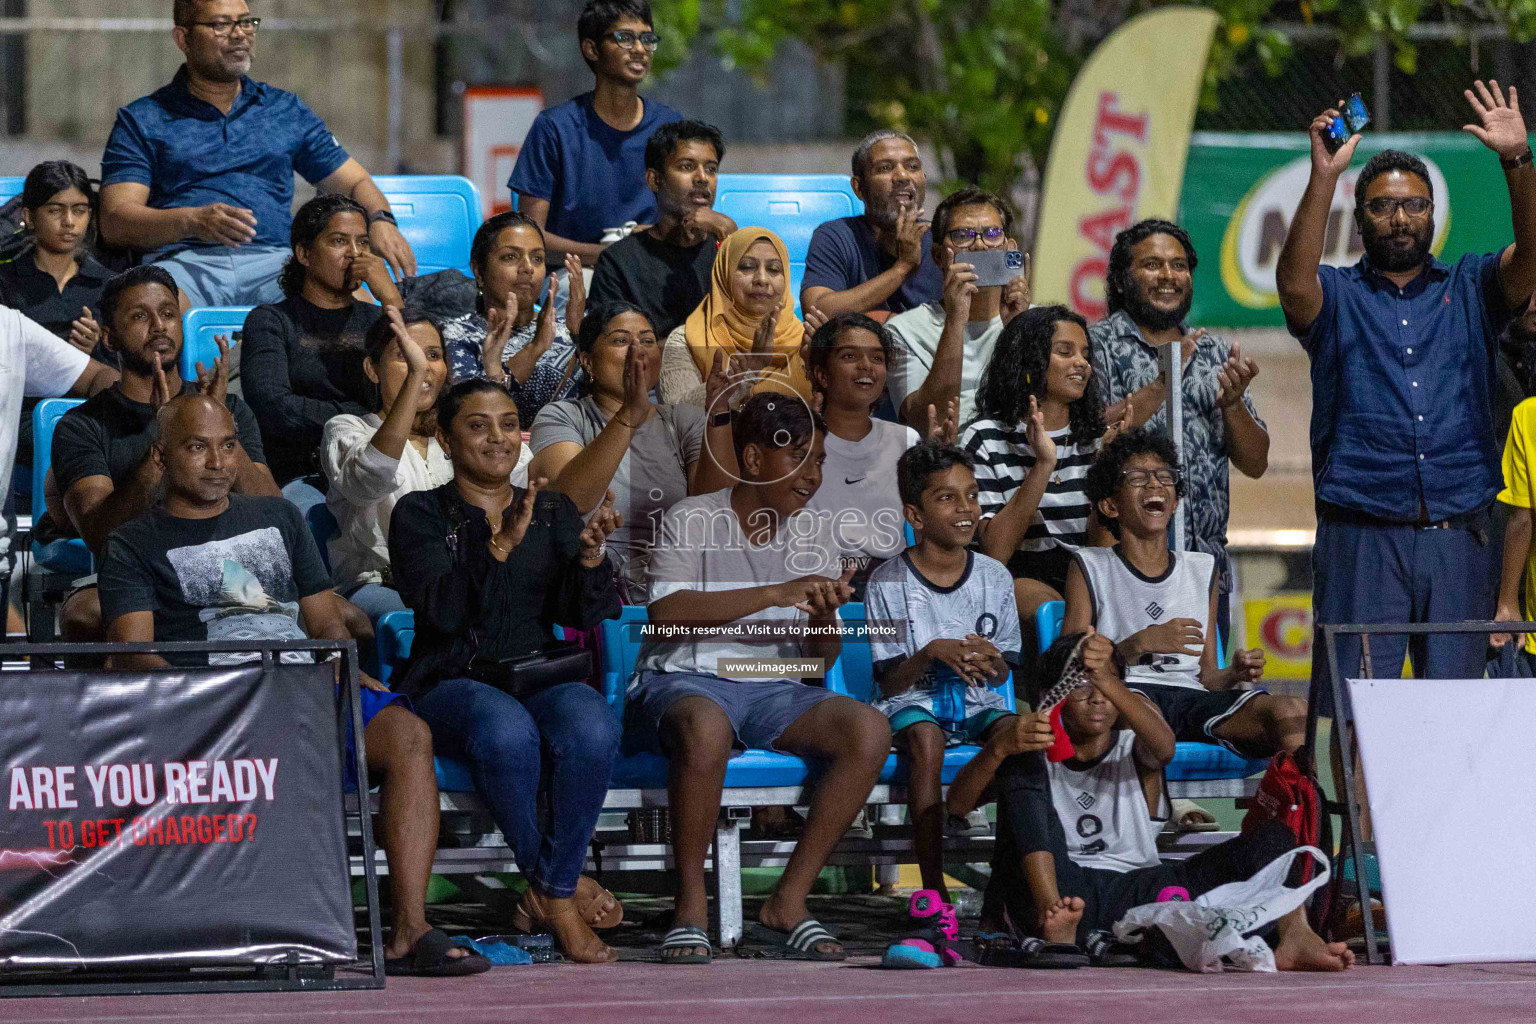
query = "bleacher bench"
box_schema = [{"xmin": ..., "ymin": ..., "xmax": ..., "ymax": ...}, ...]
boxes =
[{"xmin": 356, "ymin": 599, "xmax": 1265, "ymax": 947}]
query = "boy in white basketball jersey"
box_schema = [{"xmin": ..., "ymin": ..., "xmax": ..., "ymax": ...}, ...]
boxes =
[{"xmin": 1063, "ymin": 429, "xmax": 1306, "ymax": 760}]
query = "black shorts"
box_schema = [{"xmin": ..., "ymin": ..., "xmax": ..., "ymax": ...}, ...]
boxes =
[
  {"xmin": 1006, "ymin": 547, "xmax": 1074, "ymax": 595},
  {"xmin": 1128, "ymin": 682, "xmax": 1268, "ymax": 758}
]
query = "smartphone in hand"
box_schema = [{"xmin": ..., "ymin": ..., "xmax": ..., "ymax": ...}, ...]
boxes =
[
  {"xmin": 1324, "ymin": 93, "xmax": 1371, "ymax": 153},
  {"xmin": 967, "ymin": 248, "xmax": 1026, "ymax": 288}
]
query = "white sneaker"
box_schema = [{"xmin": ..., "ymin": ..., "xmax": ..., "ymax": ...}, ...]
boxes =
[{"xmin": 945, "ymin": 808, "xmax": 992, "ymax": 838}]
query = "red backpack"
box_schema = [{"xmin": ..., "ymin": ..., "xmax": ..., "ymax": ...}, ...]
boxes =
[{"xmin": 1241, "ymin": 750, "xmax": 1324, "ymax": 882}]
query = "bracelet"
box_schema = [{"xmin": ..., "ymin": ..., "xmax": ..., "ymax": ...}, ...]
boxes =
[
  {"xmin": 612, "ymin": 414, "xmax": 640, "ymax": 429},
  {"xmin": 1502, "ymin": 147, "xmax": 1534, "ymax": 171},
  {"xmin": 368, "ymin": 209, "xmax": 399, "ymax": 226},
  {"xmin": 581, "ymin": 542, "xmax": 607, "ymax": 563}
]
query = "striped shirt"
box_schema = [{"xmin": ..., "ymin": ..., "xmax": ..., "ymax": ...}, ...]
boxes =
[{"xmin": 960, "ymin": 418, "xmax": 1099, "ymax": 553}]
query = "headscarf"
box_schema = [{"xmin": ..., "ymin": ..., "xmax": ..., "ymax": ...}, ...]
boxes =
[{"xmin": 683, "ymin": 227, "xmax": 810, "ymax": 400}]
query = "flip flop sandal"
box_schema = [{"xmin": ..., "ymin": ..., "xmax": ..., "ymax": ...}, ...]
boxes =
[
  {"xmin": 658, "ymin": 925, "xmax": 714, "ymax": 965},
  {"xmin": 976, "ymin": 934, "xmax": 1088, "ymax": 969},
  {"xmin": 1169, "ymin": 798, "xmax": 1221, "ymax": 833},
  {"xmin": 384, "ymin": 928, "xmax": 493, "ymax": 977},
  {"xmin": 744, "ymin": 919, "xmax": 846, "ymax": 961},
  {"xmin": 1085, "ymin": 929, "xmax": 1142, "ymax": 967}
]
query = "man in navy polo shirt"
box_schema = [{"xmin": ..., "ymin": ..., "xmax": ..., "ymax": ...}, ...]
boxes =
[
  {"xmin": 1277, "ymin": 80, "xmax": 1536, "ymax": 703},
  {"xmin": 800, "ymin": 130, "xmax": 943, "ymax": 317},
  {"xmin": 509, "ymin": 0, "xmax": 682, "ymax": 267},
  {"xmin": 98, "ymin": 0, "xmax": 417, "ymax": 309}
]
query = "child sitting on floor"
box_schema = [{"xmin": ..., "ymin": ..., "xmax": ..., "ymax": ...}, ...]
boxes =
[
  {"xmin": 964, "ymin": 631, "xmax": 1352, "ymax": 972},
  {"xmin": 866, "ymin": 443, "xmax": 1055, "ymax": 948}
]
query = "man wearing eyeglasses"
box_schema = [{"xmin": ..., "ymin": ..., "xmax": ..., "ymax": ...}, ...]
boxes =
[
  {"xmin": 509, "ymin": 0, "xmax": 681, "ymax": 269},
  {"xmin": 1088, "ymin": 219, "xmax": 1270, "ymax": 650},
  {"xmin": 885, "ymin": 187, "xmax": 1031, "ymax": 426},
  {"xmin": 1277, "ymin": 81, "xmax": 1536, "ymax": 710},
  {"xmin": 98, "ymin": 1, "xmax": 416, "ymax": 311}
]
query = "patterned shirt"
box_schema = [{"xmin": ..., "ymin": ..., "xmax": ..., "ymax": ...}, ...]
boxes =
[
  {"xmin": 1088, "ymin": 310, "xmax": 1266, "ymax": 594},
  {"xmin": 441, "ymin": 311, "xmax": 586, "ymax": 427},
  {"xmin": 960, "ymin": 419, "xmax": 1099, "ymax": 553}
]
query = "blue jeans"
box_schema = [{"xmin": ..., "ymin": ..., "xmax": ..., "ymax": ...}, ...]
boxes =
[
  {"xmin": 343, "ymin": 582, "xmax": 407, "ymax": 625},
  {"xmin": 281, "ymin": 475, "xmax": 327, "ymax": 516},
  {"xmin": 412, "ymin": 677, "xmax": 620, "ymax": 897},
  {"xmin": 152, "ymin": 243, "xmax": 289, "ymax": 308}
]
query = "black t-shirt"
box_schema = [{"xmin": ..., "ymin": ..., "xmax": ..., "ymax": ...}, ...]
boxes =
[
  {"xmin": 0, "ymin": 250, "xmax": 112, "ymax": 346},
  {"xmin": 587, "ymin": 230, "xmax": 717, "ymax": 339},
  {"xmin": 49, "ymin": 382, "xmax": 266, "ymax": 536},
  {"xmin": 97, "ymin": 494, "xmax": 332, "ymax": 666},
  {"xmin": 241, "ymin": 294, "xmax": 380, "ymax": 484}
]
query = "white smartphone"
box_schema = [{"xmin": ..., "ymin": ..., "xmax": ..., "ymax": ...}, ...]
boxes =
[{"xmin": 967, "ymin": 248, "xmax": 1026, "ymax": 287}]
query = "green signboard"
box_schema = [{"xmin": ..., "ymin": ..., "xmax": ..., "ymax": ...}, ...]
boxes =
[{"xmin": 1179, "ymin": 131, "xmax": 1516, "ymax": 327}]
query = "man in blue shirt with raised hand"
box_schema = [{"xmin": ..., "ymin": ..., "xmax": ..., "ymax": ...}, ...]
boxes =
[
  {"xmin": 509, "ymin": 0, "xmax": 682, "ymax": 267},
  {"xmin": 800, "ymin": 130, "xmax": 943, "ymax": 317},
  {"xmin": 99, "ymin": 0, "xmax": 417, "ymax": 310},
  {"xmin": 1277, "ymin": 79, "xmax": 1536, "ymax": 705}
]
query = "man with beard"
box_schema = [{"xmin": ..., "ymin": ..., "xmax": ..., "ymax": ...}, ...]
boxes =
[
  {"xmin": 587, "ymin": 120, "xmax": 736, "ymax": 338},
  {"xmin": 98, "ymin": 0, "xmax": 416, "ymax": 308},
  {"xmin": 1089, "ymin": 220, "xmax": 1269, "ymax": 644},
  {"xmin": 50, "ymin": 266, "xmax": 278, "ymax": 642},
  {"xmin": 801, "ymin": 130, "xmax": 943, "ymax": 317},
  {"xmin": 1277, "ymin": 80, "xmax": 1536, "ymax": 703}
]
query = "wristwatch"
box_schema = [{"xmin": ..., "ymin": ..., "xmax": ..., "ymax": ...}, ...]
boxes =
[
  {"xmin": 368, "ymin": 209, "xmax": 399, "ymax": 226},
  {"xmin": 710, "ymin": 410, "xmax": 732, "ymax": 428},
  {"xmin": 1502, "ymin": 147, "xmax": 1534, "ymax": 171}
]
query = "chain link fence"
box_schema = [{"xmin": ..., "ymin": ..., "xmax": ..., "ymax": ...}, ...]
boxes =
[{"xmin": 1197, "ymin": 26, "xmax": 1536, "ymax": 134}]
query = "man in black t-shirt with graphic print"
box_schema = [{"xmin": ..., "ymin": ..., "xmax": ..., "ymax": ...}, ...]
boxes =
[{"xmin": 97, "ymin": 392, "xmax": 488, "ymax": 978}]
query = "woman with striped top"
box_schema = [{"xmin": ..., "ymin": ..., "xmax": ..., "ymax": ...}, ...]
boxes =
[{"xmin": 961, "ymin": 305, "xmax": 1124, "ymax": 624}]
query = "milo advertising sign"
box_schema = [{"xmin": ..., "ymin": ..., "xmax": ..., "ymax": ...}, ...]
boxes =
[{"xmin": 1180, "ymin": 132, "xmax": 1513, "ymax": 327}]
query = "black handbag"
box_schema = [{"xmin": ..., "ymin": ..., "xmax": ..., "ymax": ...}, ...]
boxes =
[{"xmin": 466, "ymin": 644, "xmax": 593, "ymax": 699}]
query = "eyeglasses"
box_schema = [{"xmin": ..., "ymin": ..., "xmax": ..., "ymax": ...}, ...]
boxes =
[
  {"xmin": 945, "ymin": 226, "xmax": 1006, "ymax": 247},
  {"xmin": 604, "ymin": 30, "xmax": 662, "ymax": 51},
  {"xmin": 1065, "ymin": 687, "xmax": 1103, "ymax": 704},
  {"xmin": 1364, "ymin": 196, "xmax": 1432, "ymax": 219},
  {"xmin": 188, "ymin": 16, "xmax": 261, "ymax": 37},
  {"xmin": 1122, "ymin": 468, "xmax": 1178, "ymax": 488}
]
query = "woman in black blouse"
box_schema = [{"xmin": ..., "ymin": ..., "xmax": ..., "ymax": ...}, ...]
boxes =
[
  {"xmin": 0, "ymin": 161, "xmax": 111, "ymax": 353},
  {"xmin": 388, "ymin": 379, "xmax": 625, "ymax": 964},
  {"xmin": 241, "ymin": 194, "xmax": 403, "ymax": 505}
]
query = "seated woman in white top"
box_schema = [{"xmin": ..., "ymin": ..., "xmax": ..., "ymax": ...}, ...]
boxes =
[
  {"xmin": 802, "ymin": 311, "xmax": 920, "ymax": 591},
  {"xmin": 528, "ymin": 302, "xmax": 738, "ymax": 600},
  {"xmin": 322, "ymin": 306, "xmax": 531, "ymax": 623}
]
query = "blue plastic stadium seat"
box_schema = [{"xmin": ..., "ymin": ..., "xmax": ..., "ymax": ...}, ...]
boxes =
[
  {"xmin": 713, "ymin": 174, "xmax": 863, "ymax": 309},
  {"xmin": 1036, "ymin": 600, "xmax": 1065, "ymax": 653},
  {"xmin": 31, "ymin": 399, "xmax": 91, "ymax": 575},
  {"xmin": 1167, "ymin": 743, "xmax": 1269, "ymax": 781},
  {"xmin": 373, "ymin": 610, "xmax": 479, "ymax": 792},
  {"xmin": 305, "ymin": 503, "xmax": 339, "ymax": 574},
  {"xmin": 180, "ymin": 306, "xmax": 252, "ymax": 382},
  {"xmin": 0, "ymin": 177, "xmax": 23, "ymax": 205},
  {"xmin": 371, "ymin": 175, "xmax": 482, "ymax": 278}
]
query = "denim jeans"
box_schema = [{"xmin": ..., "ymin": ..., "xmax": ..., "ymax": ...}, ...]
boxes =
[
  {"xmin": 412, "ymin": 677, "xmax": 620, "ymax": 897},
  {"xmin": 343, "ymin": 582, "xmax": 407, "ymax": 625}
]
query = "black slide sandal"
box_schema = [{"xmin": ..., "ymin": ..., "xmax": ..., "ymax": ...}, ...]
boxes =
[{"xmin": 384, "ymin": 928, "xmax": 493, "ymax": 977}]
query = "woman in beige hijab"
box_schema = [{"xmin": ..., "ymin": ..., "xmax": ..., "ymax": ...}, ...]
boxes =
[{"xmin": 659, "ymin": 227, "xmax": 812, "ymax": 407}]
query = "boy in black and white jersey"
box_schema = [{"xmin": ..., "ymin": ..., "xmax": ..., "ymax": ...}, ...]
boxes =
[{"xmin": 1063, "ymin": 429, "xmax": 1306, "ymax": 760}]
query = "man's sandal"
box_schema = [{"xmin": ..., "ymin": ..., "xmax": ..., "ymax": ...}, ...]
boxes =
[
  {"xmin": 658, "ymin": 925, "xmax": 713, "ymax": 965},
  {"xmin": 744, "ymin": 919, "xmax": 846, "ymax": 961}
]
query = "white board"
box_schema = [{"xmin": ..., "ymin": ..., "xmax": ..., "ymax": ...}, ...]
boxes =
[
  {"xmin": 1348, "ymin": 676, "xmax": 1536, "ymax": 964},
  {"xmin": 461, "ymin": 86, "xmax": 544, "ymax": 218}
]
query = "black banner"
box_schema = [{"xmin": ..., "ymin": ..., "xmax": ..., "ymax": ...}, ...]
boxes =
[{"xmin": 0, "ymin": 663, "xmax": 354, "ymax": 969}]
